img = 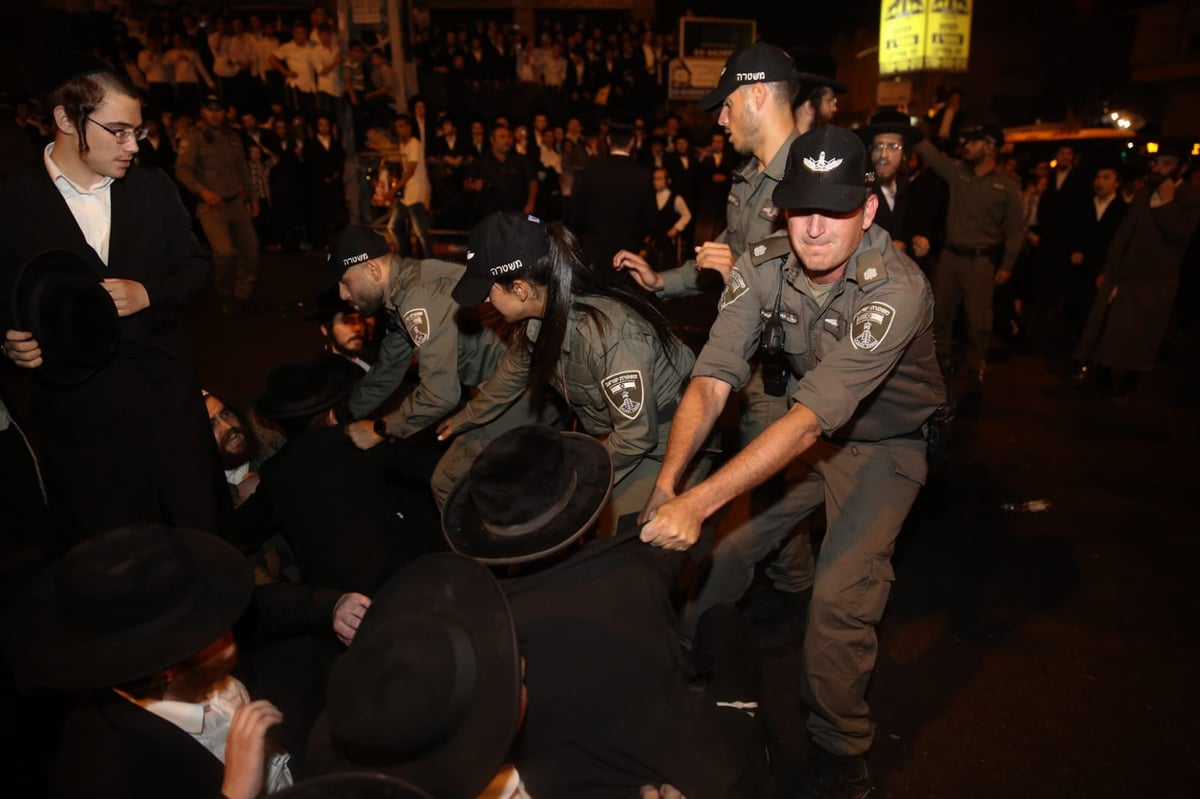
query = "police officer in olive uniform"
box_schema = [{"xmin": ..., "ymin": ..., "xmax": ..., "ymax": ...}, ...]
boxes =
[
  {"xmin": 322, "ymin": 227, "xmax": 561, "ymax": 509},
  {"xmin": 440, "ymin": 213, "xmax": 701, "ymax": 529},
  {"xmin": 914, "ymin": 124, "xmax": 1024, "ymax": 389},
  {"xmin": 175, "ymin": 94, "xmax": 259, "ymax": 316},
  {"xmin": 639, "ymin": 127, "xmax": 945, "ymax": 799}
]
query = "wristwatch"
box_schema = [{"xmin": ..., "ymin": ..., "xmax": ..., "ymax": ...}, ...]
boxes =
[{"xmin": 373, "ymin": 418, "xmax": 389, "ymax": 438}]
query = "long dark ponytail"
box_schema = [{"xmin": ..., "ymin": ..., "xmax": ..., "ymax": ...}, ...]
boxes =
[{"xmin": 494, "ymin": 223, "xmax": 682, "ymax": 390}]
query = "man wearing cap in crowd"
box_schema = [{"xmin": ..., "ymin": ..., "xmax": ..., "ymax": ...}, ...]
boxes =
[
  {"xmin": 176, "ymin": 92, "xmax": 260, "ymax": 318},
  {"xmin": 2, "ymin": 524, "xmax": 290, "ymax": 798},
  {"xmin": 0, "ymin": 55, "xmax": 228, "ymax": 539},
  {"xmin": 914, "ymin": 122, "xmax": 1024, "ymax": 393},
  {"xmin": 323, "ymin": 226, "xmax": 560, "ymax": 508},
  {"xmin": 639, "ymin": 126, "xmax": 945, "ymax": 799}
]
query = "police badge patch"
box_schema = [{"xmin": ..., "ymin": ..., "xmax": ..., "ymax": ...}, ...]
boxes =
[
  {"xmin": 403, "ymin": 308, "xmax": 431, "ymax": 347},
  {"xmin": 850, "ymin": 302, "xmax": 896, "ymax": 351},
  {"xmin": 602, "ymin": 370, "xmax": 644, "ymax": 420},
  {"xmin": 720, "ymin": 268, "xmax": 750, "ymax": 311}
]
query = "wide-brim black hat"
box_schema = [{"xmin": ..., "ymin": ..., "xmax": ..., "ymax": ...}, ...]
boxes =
[
  {"xmin": 255, "ymin": 353, "xmax": 360, "ymax": 422},
  {"xmin": 273, "ymin": 773, "xmax": 434, "ymax": 799},
  {"xmin": 322, "ymin": 553, "xmax": 520, "ymax": 799},
  {"xmin": 10, "ymin": 249, "xmax": 118, "ymax": 385},
  {"xmin": 865, "ymin": 109, "xmax": 916, "ymax": 141},
  {"xmin": 442, "ymin": 426, "xmax": 613, "ymax": 565},
  {"xmin": 2, "ymin": 524, "xmax": 253, "ymax": 691},
  {"xmin": 789, "ymin": 47, "xmax": 848, "ymax": 94}
]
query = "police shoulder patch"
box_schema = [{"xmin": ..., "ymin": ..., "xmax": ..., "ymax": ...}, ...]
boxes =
[
  {"xmin": 602, "ymin": 369, "xmax": 644, "ymax": 420},
  {"xmin": 402, "ymin": 307, "xmax": 431, "ymax": 347},
  {"xmin": 850, "ymin": 302, "xmax": 897, "ymax": 352},
  {"xmin": 720, "ymin": 267, "xmax": 751, "ymax": 310},
  {"xmin": 750, "ymin": 235, "xmax": 792, "ymax": 266},
  {"xmin": 854, "ymin": 249, "xmax": 888, "ymax": 287}
]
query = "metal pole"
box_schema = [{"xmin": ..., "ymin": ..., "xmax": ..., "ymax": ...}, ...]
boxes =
[{"xmin": 386, "ymin": 0, "xmax": 409, "ymax": 113}]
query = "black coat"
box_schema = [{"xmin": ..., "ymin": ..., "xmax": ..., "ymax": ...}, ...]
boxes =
[
  {"xmin": 52, "ymin": 690, "xmax": 226, "ymax": 799},
  {"xmin": 254, "ymin": 426, "xmax": 443, "ymax": 595},
  {"xmin": 0, "ymin": 164, "xmax": 227, "ymax": 539},
  {"xmin": 568, "ymin": 154, "xmax": 656, "ymax": 270},
  {"xmin": 502, "ymin": 534, "xmax": 772, "ymax": 799}
]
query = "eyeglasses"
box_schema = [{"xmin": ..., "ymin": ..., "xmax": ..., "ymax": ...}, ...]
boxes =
[
  {"xmin": 85, "ymin": 116, "xmax": 148, "ymax": 143},
  {"xmin": 872, "ymin": 142, "xmax": 904, "ymax": 154}
]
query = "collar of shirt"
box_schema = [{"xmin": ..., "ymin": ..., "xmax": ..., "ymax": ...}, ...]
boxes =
[
  {"xmin": 1094, "ymin": 194, "xmax": 1114, "ymax": 219},
  {"xmin": 114, "ymin": 689, "xmax": 207, "ymax": 734},
  {"xmin": 880, "ymin": 181, "xmax": 897, "ymax": 210},
  {"xmin": 225, "ymin": 462, "xmax": 251, "ymax": 485},
  {"xmin": 44, "ymin": 142, "xmax": 114, "ymax": 195}
]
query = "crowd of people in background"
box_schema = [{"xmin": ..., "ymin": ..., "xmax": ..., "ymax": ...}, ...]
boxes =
[{"xmin": 2, "ymin": 4, "xmax": 1200, "ymax": 799}]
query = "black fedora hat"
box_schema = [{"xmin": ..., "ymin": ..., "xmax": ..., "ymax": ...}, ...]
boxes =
[
  {"xmin": 2, "ymin": 524, "xmax": 253, "ymax": 691},
  {"xmin": 789, "ymin": 47, "xmax": 848, "ymax": 94},
  {"xmin": 321, "ymin": 553, "xmax": 520, "ymax": 799},
  {"xmin": 273, "ymin": 773, "xmax": 434, "ymax": 799},
  {"xmin": 255, "ymin": 353, "xmax": 361, "ymax": 422},
  {"xmin": 865, "ymin": 109, "xmax": 917, "ymax": 142},
  {"xmin": 9, "ymin": 249, "xmax": 118, "ymax": 385},
  {"xmin": 442, "ymin": 425, "xmax": 613, "ymax": 565}
]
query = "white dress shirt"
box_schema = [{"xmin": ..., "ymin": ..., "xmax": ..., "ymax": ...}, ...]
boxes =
[
  {"xmin": 44, "ymin": 143, "xmax": 113, "ymax": 265},
  {"xmin": 117, "ymin": 676, "xmax": 293, "ymax": 793}
]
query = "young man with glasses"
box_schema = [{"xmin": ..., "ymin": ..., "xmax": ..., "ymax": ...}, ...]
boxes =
[{"xmin": 0, "ymin": 54, "xmax": 229, "ymax": 541}]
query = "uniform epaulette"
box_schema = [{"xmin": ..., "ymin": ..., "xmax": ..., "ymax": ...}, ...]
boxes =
[
  {"xmin": 748, "ymin": 233, "xmax": 792, "ymax": 267},
  {"xmin": 853, "ymin": 248, "xmax": 888, "ymax": 288}
]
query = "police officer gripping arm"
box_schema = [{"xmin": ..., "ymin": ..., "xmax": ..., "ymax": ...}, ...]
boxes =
[{"xmin": 640, "ymin": 127, "xmax": 945, "ymax": 799}]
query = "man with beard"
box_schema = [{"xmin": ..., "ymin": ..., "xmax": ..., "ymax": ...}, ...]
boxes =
[
  {"xmin": 204, "ymin": 390, "xmax": 280, "ymax": 509},
  {"xmin": 3, "ymin": 524, "xmax": 291, "ymax": 798},
  {"xmin": 312, "ymin": 300, "xmax": 374, "ymax": 372},
  {"xmin": 1071, "ymin": 144, "xmax": 1200, "ymax": 398},
  {"xmin": 915, "ymin": 124, "xmax": 1024, "ymax": 393}
]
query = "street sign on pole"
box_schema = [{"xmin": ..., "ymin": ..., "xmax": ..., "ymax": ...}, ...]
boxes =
[
  {"xmin": 669, "ymin": 17, "xmax": 756, "ymax": 103},
  {"xmin": 879, "ymin": 0, "xmax": 971, "ymax": 76}
]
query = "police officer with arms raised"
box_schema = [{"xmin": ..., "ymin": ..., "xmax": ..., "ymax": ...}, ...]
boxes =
[{"xmin": 639, "ymin": 126, "xmax": 945, "ymax": 799}]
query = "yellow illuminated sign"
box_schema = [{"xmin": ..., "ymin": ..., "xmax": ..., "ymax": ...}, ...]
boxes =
[
  {"xmin": 1146, "ymin": 142, "xmax": 1159, "ymax": 154},
  {"xmin": 880, "ymin": 0, "xmax": 972, "ymax": 76}
]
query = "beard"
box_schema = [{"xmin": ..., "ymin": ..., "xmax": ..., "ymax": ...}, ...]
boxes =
[{"xmin": 218, "ymin": 426, "xmax": 260, "ymax": 470}]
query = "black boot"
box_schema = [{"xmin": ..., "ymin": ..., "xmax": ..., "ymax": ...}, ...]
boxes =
[{"xmin": 800, "ymin": 746, "xmax": 873, "ymax": 799}]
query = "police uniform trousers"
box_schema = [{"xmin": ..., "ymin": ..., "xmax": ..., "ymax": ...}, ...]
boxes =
[
  {"xmin": 682, "ymin": 434, "xmax": 927, "ymax": 756},
  {"xmin": 429, "ymin": 392, "xmax": 566, "ymax": 511},
  {"xmin": 197, "ymin": 198, "xmax": 259, "ymax": 302},
  {"xmin": 933, "ymin": 250, "xmax": 996, "ymax": 376}
]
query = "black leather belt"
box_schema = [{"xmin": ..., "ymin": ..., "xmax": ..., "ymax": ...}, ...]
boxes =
[{"xmin": 945, "ymin": 243, "xmax": 999, "ymax": 258}]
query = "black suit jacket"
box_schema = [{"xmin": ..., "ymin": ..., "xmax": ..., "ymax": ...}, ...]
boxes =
[
  {"xmin": 568, "ymin": 154, "xmax": 656, "ymax": 269},
  {"xmin": 0, "ymin": 163, "xmax": 226, "ymax": 538},
  {"xmin": 1067, "ymin": 194, "xmax": 1128, "ymax": 278},
  {"xmin": 53, "ymin": 690, "xmax": 226, "ymax": 799},
  {"xmin": 255, "ymin": 426, "xmax": 443, "ymax": 595},
  {"xmin": 503, "ymin": 534, "xmax": 772, "ymax": 799}
]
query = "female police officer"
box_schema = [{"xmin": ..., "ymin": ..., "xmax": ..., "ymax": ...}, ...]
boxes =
[{"xmin": 438, "ymin": 212, "xmax": 705, "ymax": 530}]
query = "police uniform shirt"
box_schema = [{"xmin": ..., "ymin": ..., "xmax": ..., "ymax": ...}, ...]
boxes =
[
  {"xmin": 175, "ymin": 123, "xmax": 254, "ymax": 201},
  {"xmin": 659, "ymin": 130, "xmax": 799, "ymax": 297},
  {"xmin": 447, "ymin": 296, "xmax": 695, "ymax": 484},
  {"xmin": 914, "ymin": 140, "xmax": 1025, "ymax": 273},
  {"xmin": 347, "ymin": 258, "xmax": 511, "ymax": 438},
  {"xmin": 694, "ymin": 225, "xmax": 945, "ymax": 442}
]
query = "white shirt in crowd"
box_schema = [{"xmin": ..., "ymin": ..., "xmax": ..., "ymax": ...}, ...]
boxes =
[
  {"xmin": 311, "ymin": 43, "xmax": 344, "ymax": 96},
  {"xmin": 163, "ymin": 46, "xmax": 215, "ymax": 88},
  {"xmin": 274, "ymin": 40, "xmax": 317, "ymax": 93},
  {"xmin": 1094, "ymin": 193, "xmax": 1115, "ymax": 221},
  {"xmin": 655, "ymin": 188, "xmax": 692, "ymax": 234},
  {"xmin": 401, "ymin": 136, "xmax": 431, "ymax": 208},
  {"xmin": 44, "ymin": 143, "xmax": 112, "ymax": 265},
  {"xmin": 116, "ymin": 675, "xmax": 293, "ymax": 794},
  {"xmin": 138, "ymin": 49, "xmax": 169, "ymax": 84}
]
